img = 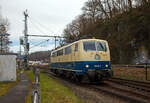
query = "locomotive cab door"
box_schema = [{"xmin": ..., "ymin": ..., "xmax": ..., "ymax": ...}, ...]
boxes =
[
  {"xmin": 72, "ymin": 43, "xmax": 79, "ymax": 69},
  {"xmin": 74, "ymin": 43, "xmax": 79, "ymax": 61}
]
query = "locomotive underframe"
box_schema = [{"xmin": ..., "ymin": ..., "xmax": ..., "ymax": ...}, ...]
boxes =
[
  {"xmin": 85, "ymin": 69, "xmax": 113, "ymax": 82},
  {"xmin": 50, "ymin": 67, "xmax": 113, "ymax": 82}
]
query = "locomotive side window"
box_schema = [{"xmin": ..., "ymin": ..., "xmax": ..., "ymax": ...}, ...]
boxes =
[
  {"xmin": 83, "ymin": 41, "xmax": 96, "ymax": 51},
  {"xmin": 74, "ymin": 43, "xmax": 78, "ymax": 52},
  {"xmin": 57, "ymin": 49, "xmax": 63, "ymax": 56},
  {"xmin": 97, "ymin": 42, "xmax": 107, "ymax": 52},
  {"xmin": 65, "ymin": 46, "xmax": 72, "ymax": 54},
  {"xmin": 54, "ymin": 52, "xmax": 57, "ymax": 57}
]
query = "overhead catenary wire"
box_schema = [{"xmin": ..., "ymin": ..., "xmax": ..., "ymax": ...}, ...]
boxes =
[
  {"xmin": 27, "ymin": 18, "xmax": 55, "ymax": 49},
  {"xmin": 29, "ymin": 38, "xmax": 41, "ymax": 45},
  {"xmin": 29, "ymin": 38, "xmax": 53, "ymax": 46},
  {"xmin": 30, "ymin": 39, "xmax": 50, "ymax": 49},
  {"xmin": 28, "ymin": 17, "xmax": 55, "ymax": 35},
  {"xmin": 27, "ymin": 16, "xmax": 64, "ymax": 50},
  {"xmin": 28, "ymin": 18, "xmax": 47, "ymax": 34}
]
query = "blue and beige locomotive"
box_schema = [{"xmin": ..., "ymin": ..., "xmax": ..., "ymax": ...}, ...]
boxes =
[{"xmin": 50, "ymin": 39, "xmax": 113, "ymax": 82}]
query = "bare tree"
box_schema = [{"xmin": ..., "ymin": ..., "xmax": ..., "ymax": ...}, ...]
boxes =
[
  {"xmin": 128, "ymin": 0, "xmax": 132, "ymax": 9},
  {"xmin": 82, "ymin": 0, "xmax": 100, "ymax": 22},
  {"xmin": 0, "ymin": 8, "xmax": 11, "ymax": 53},
  {"xmin": 0, "ymin": 9, "xmax": 10, "ymax": 33}
]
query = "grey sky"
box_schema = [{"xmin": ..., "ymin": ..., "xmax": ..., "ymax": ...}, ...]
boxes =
[{"xmin": 1, "ymin": 0, "xmax": 87, "ymax": 53}]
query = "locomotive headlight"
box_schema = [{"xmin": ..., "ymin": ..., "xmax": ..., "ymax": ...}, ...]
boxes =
[
  {"xmin": 85, "ymin": 65, "xmax": 89, "ymax": 68},
  {"xmin": 105, "ymin": 64, "xmax": 108, "ymax": 67}
]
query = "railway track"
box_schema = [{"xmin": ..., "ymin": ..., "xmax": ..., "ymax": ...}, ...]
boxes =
[
  {"xmin": 107, "ymin": 78, "xmax": 150, "ymax": 92},
  {"xmin": 42, "ymin": 70, "xmax": 150, "ymax": 103},
  {"xmin": 89, "ymin": 82, "xmax": 150, "ymax": 103},
  {"xmin": 100, "ymin": 77, "xmax": 150, "ymax": 103}
]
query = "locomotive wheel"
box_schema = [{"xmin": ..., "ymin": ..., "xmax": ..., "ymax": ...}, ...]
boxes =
[
  {"xmin": 65, "ymin": 71, "xmax": 71, "ymax": 78},
  {"xmin": 76, "ymin": 75, "xmax": 83, "ymax": 82},
  {"xmin": 69, "ymin": 72, "xmax": 81, "ymax": 82},
  {"xmin": 81, "ymin": 73, "xmax": 90, "ymax": 83}
]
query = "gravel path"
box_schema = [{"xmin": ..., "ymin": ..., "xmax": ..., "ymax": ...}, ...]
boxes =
[{"xmin": 0, "ymin": 73, "xmax": 31, "ymax": 103}]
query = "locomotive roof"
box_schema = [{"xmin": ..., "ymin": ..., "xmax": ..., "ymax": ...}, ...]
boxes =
[{"xmin": 51, "ymin": 39, "xmax": 107, "ymax": 53}]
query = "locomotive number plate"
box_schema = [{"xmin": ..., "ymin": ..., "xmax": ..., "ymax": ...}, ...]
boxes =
[{"xmin": 94, "ymin": 65, "xmax": 101, "ymax": 67}]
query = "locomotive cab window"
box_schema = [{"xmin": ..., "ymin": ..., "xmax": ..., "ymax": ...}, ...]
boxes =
[
  {"xmin": 51, "ymin": 53, "xmax": 54, "ymax": 57},
  {"xmin": 83, "ymin": 41, "xmax": 96, "ymax": 51},
  {"xmin": 83, "ymin": 41, "xmax": 107, "ymax": 52},
  {"xmin": 96, "ymin": 42, "xmax": 107, "ymax": 52},
  {"xmin": 52, "ymin": 52, "xmax": 57, "ymax": 57}
]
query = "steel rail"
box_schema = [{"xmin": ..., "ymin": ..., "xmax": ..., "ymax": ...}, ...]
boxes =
[
  {"xmin": 111, "ymin": 77, "xmax": 150, "ymax": 84},
  {"xmin": 108, "ymin": 78, "xmax": 150, "ymax": 89},
  {"xmin": 112, "ymin": 65, "xmax": 150, "ymax": 68},
  {"xmin": 90, "ymin": 85, "xmax": 148, "ymax": 103}
]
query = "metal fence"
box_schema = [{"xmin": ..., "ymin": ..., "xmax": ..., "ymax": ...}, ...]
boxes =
[
  {"xmin": 112, "ymin": 64, "xmax": 150, "ymax": 81},
  {"xmin": 32, "ymin": 68, "xmax": 40, "ymax": 103}
]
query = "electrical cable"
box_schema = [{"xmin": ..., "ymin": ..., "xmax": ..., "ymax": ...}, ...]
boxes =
[
  {"xmin": 30, "ymin": 39, "xmax": 50, "ymax": 49},
  {"xmin": 28, "ymin": 19, "xmax": 46, "ymax": 34},
  {"xmin": 27, "ymin": 17, "xmax": 64, "ymax": 50},
  {"xmin": 28, "ymin": 17, "xmax": 55, "ymax": 34}
]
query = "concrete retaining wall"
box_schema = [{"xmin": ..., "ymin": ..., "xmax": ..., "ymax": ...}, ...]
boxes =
[{"xmin": 0, "ymin": 55, "xmax": 17, "ymax": 81}]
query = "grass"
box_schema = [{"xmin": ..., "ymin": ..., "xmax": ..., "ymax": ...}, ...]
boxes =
[
  {"xmin": 25, "ymin": 70, "xmax": 82, "ymax": 103},
  {"xmin": 40, "ymin": 73, "xmax": 82, "ymax": 103},
  {"xmin": 0, "ymin": 82, "xmax": 17, "ymax": 96},
  {"xmin": 26, "ymin": 70, "xmax": 34, "ymax": 82},
  {"xmin": 112, "ymin": 67, "xmax": 150, "ymax": 81}
]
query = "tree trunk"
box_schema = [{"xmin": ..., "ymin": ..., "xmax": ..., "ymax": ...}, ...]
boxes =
[{"xmin": 128, "ymin": 0, "xmax": 132, "ymax": 9}]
